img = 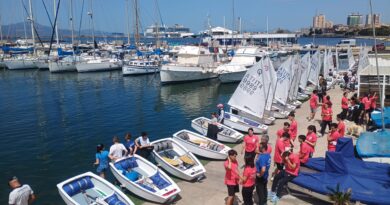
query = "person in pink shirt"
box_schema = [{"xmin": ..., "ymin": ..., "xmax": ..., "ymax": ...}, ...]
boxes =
[
  {"xmin": 240, "ymin": 156, "xmax": 256, "ymax": 205},
  {"xmin": 362, "ymin": 93, "xmax": 371, "ymax": 124},
  {"xmin": 276, "ymin": 122, "xmax": 290, "ymax": 139},
  {"xmin": 341, "ymin": 92, "xmax": 349, "ymax": 119},
  {"xmin": 320, "ymin": 102, "xmax": 333, "ymax": 137},
  {"xmin": 288, "ymin": 112, "xmax": 298, "ymax": 142},
  {"xmin": 305, "ymin": 125, "xmax": 317, "ymax": 157},
  {"xmin": 270, "ymin": 150, "xmax": 300, "ymax": 203},
  {"xmin": 258, "ymin": 134, "xmax": 272, "ymax": 154},
  {"xmin": 368, "ymin": 92, "xmax": 378, "ymax": 122},
  {"xmin": 298, "ymin": 135, "xmax": 311, "ymax": 165},
  {"xmin": 328, "ymin": 123, "xmax": 341, "ymax": 152},
  {"xmin": 224, "ymin": 149, "xmax": 239, "ymax": 205},
  {"xmin": 271, "ymin": 132, "xmax": 291, "ymax": 179},
  {"xmin": 337, "ymin": 114, "xmax": 346, "ymax": 137},
  {"xmin": 307, "ymin": 90, "xmax": 319, "ymax": 121},
  {"xmin": 242, "ymin": 128, "xmax": 259, "ymax": 159}
]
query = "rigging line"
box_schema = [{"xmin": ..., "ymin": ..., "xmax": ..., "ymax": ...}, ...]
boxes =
[
  {"xmin": 78, "ymin": 0, "xmax": 85, "ymax": 42},
  {"xmin": 154, "ymin": 0, "xmax": 164, "ymax": 26},
  {"xmin": 41, "ymin": 0, "xmax": 54, "ymax": 29},
  {"xmin": 47, "ymin": 0, "xmax": 61, "ymax": 57},
  {"xmin": 21, "ymin": 0, "xmax": 44, "ymax": 47}
]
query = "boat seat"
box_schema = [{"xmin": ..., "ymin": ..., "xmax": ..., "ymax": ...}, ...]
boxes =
[
  {"xmin": 179, "ymin": 132, "xmax": 190, "ymax": 141},
  {"xmin": 63, "ymin": 176, "xmax": 94, "ymax": 197},
  {"xmin": 150, "ymin": 172, "xmax": 171, "ymax": 190},
  {"xmin": 115, "ymin": 157, "xmax": 138, "ymax": 171},
  {"xmin": 105, "ymin": 193, "xmax": 126, "ymax": 205},
  {"xmin": 125, "ymin": 170, "xmax": 140, "ymax": 182},
  {"xmin": 162, "ymin": 156, "xmax": 180, "ymax": 166},
  {"xmin": 166, "ymin": 141, "xmax": 173, "ymax": 149},
  {"xmin": 180, "ymin": 155, "xmax": 195, "ymax": 165}
]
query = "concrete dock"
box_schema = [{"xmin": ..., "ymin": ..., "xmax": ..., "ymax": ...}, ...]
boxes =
[{"xmin": 144, "ymin": 86, "xmax": 347, "ymax": 205}]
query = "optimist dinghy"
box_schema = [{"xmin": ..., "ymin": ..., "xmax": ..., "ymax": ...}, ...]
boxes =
[
  {"xmin": 173, "ymin": 129, "xmax": 230, "ymax": 160},
  {"xmin": 110, "ymin": 155, "xmax": 180, "ymax": 203},
  {"xmin": 191, "ymin": 117, "xmax": 244, "ymax": 143},
  {"xmin": 151, "ymin": 138, "xmax": 206, "ymax": 181},
  {"xmin": 223, "ymin": 112, "xmax": 268, "ymax": 134},
  {"xmin": 57, "ymin": 172, "xmax": 134, "ymax": 205}
]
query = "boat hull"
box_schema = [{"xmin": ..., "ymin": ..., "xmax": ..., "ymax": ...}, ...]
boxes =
[
  {"xmin": 160, "ymin": 65, "xmax": 218, "ymax": 83},
  {"xmin": 49, "ymin": 61, "xmax": 77, "ymax": 73},
  {"xmin": 218, "ymin": 70, "xmax": 246, "ymax": 83},
  {"xmin": 4, "ymin": 60, "xmax": 37, "ymax": 70},
  {"xmin": 223, "ymin": 112, "xmax": 268, "ymax": 134},
  {"xmin": 191, "ymin": 117, "xmax": 243, "ymax": 143},
  {"xmin": 122, "ymin": 65, "xmax": 159, "ymax": 75},
  {"xmin": 76, "ymin": 62, "xmax": 121, "ymax": 72}
]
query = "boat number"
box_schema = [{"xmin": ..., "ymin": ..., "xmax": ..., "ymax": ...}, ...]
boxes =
[{"xmin": 240, "ymin": 74, "xmax": 263, "ymax": 96}]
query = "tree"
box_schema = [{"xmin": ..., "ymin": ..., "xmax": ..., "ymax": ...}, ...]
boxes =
[{"xmin": 328, "ymin": 184, "xmax": 352, "ymax": 205}]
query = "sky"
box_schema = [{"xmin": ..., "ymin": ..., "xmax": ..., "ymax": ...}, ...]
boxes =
[{"xmin": 1, "ymin": 0, "xmax": 389, "ymax": 33}]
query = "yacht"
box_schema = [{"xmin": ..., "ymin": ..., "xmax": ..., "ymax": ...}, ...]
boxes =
[
  {"xmin": 48, "ymin": 56, "xmax": 81, "ymax": 73},
  {"xmin": 4, "ymin": 55, "xmax": 37, "ymax": 70},
  {"xmin": 122, "ymin": 59, "xmax": 160, "ymax": 75},
  {"xmin": 76, "ymin": 56, "xmax": 122, "ymax": 73},
  {"xmin": 160, "ymin": 46, "xmax": 220, "ymax": 83}
]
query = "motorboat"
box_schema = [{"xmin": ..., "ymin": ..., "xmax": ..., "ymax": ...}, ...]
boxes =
[
  {"xmin": 151, "ymin": 138, "xmax": 206, "ymax": 181},
  {"xmin": 109, "ymin": 155, "xmax": 180, "ymax": 203},
  {"xmin": 223, "ymin": 112, "xmax": 268, "ymax": 134},
  {"xmin": 191, "ymin": 117, "xmax": 244, "ymax": 143},
  {"xmin": 57, "ymin": 171, "xmax": 134, "ymax": 205},
  {"xmin": 173, "ymin": 129, "xmax": 230, "ymax": 160},
  {"xmin": 122, "ymin": 59, "xmax": 160, "ymax": 75}
]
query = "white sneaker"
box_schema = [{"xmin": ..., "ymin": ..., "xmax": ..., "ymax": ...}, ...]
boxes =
[{"xmin": 271, "ymin": 195, "xmax": 280, "ymax": 204}]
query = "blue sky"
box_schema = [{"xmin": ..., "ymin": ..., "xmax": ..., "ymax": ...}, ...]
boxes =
[{"xmin": 1, "ymin": 0, "xmax": 389, "ymax": 33}]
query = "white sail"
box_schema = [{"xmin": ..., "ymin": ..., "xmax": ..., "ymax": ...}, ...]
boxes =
[
  {"xmin": 274, "ymin": 56, "xmax": 292, "ymax": 105},
  {"xmin": 323, "ymin": 49, "xmax": 333, "ymax": 78},
  {"xmin": 357, "ymin": 46, "xmax": 370, "ymax": 72},
  {"xmin": 263, "ymin": 56, "xmax": 277, "ymax": 111},
  {"xmin": 299, "ymin": 52, "xmax": 311, "ymax": 90},
  {"xmin": 308, "ymin": 51, "xmax": 320, "ymax": 86},
  {"xmin": 228, "ymin": 58, "xmax": 267, "ymax": 118},
  {"xmin": 347, "ymin": 47, "xmax": 355, "ymax": 70},
  {"xmin": 289, "ymin": 55, "xmax": 301, "ymax": 101}
]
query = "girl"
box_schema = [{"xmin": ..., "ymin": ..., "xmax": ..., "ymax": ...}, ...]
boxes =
[
  {"xmin": 240, "ymin": 156, "xmax": 256, "ymax": 205},
  {"xmin": 94, "ymin": 144, "xmax": 109, "ymax": 178}
]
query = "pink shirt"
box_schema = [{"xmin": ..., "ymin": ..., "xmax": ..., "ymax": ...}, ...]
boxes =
[
  {"xmin": 276, "ymin": 129, "xmax": 285, "ymax": 138},
  {"xmin": 362, "ymin": 97, "xmax": 370, "ymax": 110},
  {"xmin": 342, "ymin": 97, "xmax": 349, "ymax": 109},
  {"xmin": 266, "ymin": 143, "xmax": 273, "ymax": 154},
  {"xmin": 244, "ymin": 135, "xmax": 259, "ymax": 152},
  {"xmin": 289, "ymin": 120, "xmax": 298, "ymax": 141},
  {"xmin": 310, "ymin": 94, "xmax": 318, "ymax": 109},
  {"xmin": 338, "ymin": 121, "xmax": 345, "ymax": 137},
  {"xmin": 306, "ymin": 132, "xmax": 317, "ymax": 152},
  {"xmin": 274, "ymin": 138, "xmax": 286, "ymax": 163},
  {"xmin": 224, "ymin": 160, "xmax": 239, "ymax": 185},
  {"xmin": 299, "ymin": 142, "xmax": 311, "ymax": 164},
  {"xmin": 322, "ymin": 107, "xmax": 332, "ymax": 121},
  {"xmin": 370, "ymin": 96, "xmax": 377, "ymax": 109},
  {"xmin": 285, "ymin": 153, "xmax": 300, "ymax": 176},
  {"xmin": 328, "ymin": 130, "xmax": 341, "ymax": 152},
  {"xmin": 242, "ymin": 166, "xmax": 256, "ymax": 187}
]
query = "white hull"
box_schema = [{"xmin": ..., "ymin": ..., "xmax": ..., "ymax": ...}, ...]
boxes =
[
  {"xmin": 230, "ymin": 107, "xmax": 275, "ymax": 125},
  {"xmin": 110, "ymin": 155, "xmax": 180, "ymax": 203},
  {"xmin": 4, "ymin": 60, "xmax": 37, "ymax": 70},
  {"xmin": 122, "ymin": 65, "xmax": 159, "ymax": 75},
  {"xmin": 223, "ymin": 112, "xmax": 268, "ymax": 134},
  {"xmin": 57, "ymin": 172, "xmax": 134, "ymax": 205},
  {"xmin": 173, "ymin": 129, "xmax": 230, "ymax": 160},
  {"xmin": 76, "ymin": 62, "xmax": 121, "ymax": 72},
  {"xmin": 160, "ymin": 65, "xmax": 218, "ymax": 83},
  {"xmin": 49, "ymin": 61, "xmax": 77, "ymax": 73},
  {"xmin": 151, "ymin": 138, "xmax": 206, "ymax": 181},
  {"xmin": 35, "ymin": 61, "xmax": 49, "ymax": 69},
  {"xmin": 191, "ymin": 117, "xmax": 244, "ymax": 143},
  {"xmin": 218, "ymin": 70, "xmax": 246, "ymax": 83}
]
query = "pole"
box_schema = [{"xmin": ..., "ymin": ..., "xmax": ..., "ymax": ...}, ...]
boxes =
[
  {"xmin": 125, "ymin": 0, "xmax": 131, "ymax": 45},
  {"xmin": 369, "ymin": 0, "xmax": 385, "ymax": 130},
  {"xmin": 54, "ymin": 0, "xmax": 59, "ymax": 45},
  {"xmin": 266, "ymin": 16, "xmax": 269, "ymax": 47},
  {"xmin": 0, "ymin": 15, "xmax": 3, "ymax": 41},
  {"xmin": 28, "ymin": 0, "xmax": 35, "ymax": 54},
  {"xmin": 70, "ymin": 0, "xmax": 75, "ymax": 46}
]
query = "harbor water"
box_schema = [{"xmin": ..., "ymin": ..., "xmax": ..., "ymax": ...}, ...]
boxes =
[{"xmin": 0, "ymin": 69, "xmax": 237, "ymax": 204}]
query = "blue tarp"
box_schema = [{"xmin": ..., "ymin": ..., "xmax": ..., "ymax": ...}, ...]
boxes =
[
  {"xmin": 304, "ymin": 138, "xmax": 390, "ymax": 180},
  {"xmin": 293, "ymin": 152, "xmax": 390, "ymax": 205},
  {"xmin": 371, "ymin": 107, "xmax": 390, "ymax": 128},
  {"xmin": 356, "ymin": 129, "xmax": 390, "ymax": 158}
]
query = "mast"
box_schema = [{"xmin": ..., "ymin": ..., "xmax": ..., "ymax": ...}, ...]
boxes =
[
  {"xmin": 154, "ymin": 0, "xmax": 160, "ymax": 48},
  {"xmin": 266, "ymin": 16, "xmax": 269, "ymax": 47},
  {"xmin": 231, "ymin": 0, "xmax": 235, "ymax": 47},
  {"xmin": 28, "ymin": 0, "xmax": 35, "ymax": 54},
  {"xmin": 369, "ymin": 0, "xmax": 385, "ymax": 129},
  {"xmin": 125, "ymin": 0, "xmax": 131, "ymax": 45},
  {"xmin": 88, "ymin": 0, "xmax": 95, "ymax": 47},
  {"xmin": 134, "ymin": 0, "xmax": 140, "ymax": 47},
  {"xmin": 69, "ymin": 0, "xmax": 75, "ymax": 46},
  {"xmin": 0, "ymin": 14, "xmax": 3, "ymax": 41},
  {"xmin": 54, "ymin": 0, "xmax": 59, "ymax": 45}
]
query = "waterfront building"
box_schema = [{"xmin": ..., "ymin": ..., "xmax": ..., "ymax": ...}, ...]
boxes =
[
  {"xmin": 365, "ymin": 14, "xmax": 381, "ymax": 27},
  {"xmin": 347, "ymin": 13, "xmax": 364, "ymax": 27},
  {"xmin": 144, "ymin": 24, "xmax": 194, "ymax": 38},
  {"xmin": 313, "ymin": 14, "xmax": 326, "ymax": 29}
]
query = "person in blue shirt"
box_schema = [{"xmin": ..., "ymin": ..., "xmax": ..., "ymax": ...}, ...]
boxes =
[
  {"xmin": 124, "ymin": 133, "xmax": 135, "ymax": 155},
  {"xmin": 94, "ymin": 144, "xmax": 109, "ymax": 178},
  {"xmin": 255, "ymin": 143, "xmax": 271, "ymax": 205}
]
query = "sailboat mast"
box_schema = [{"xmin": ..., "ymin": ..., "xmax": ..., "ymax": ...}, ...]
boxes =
[
  {"xmin": 0, "ymin": 14, "xmax": 3, "ymax": 41},
  {"xmin": 154, "ymin": 0, "xmax": 160, "ymax": 48},
  {"xmin": 88, "ymin": 0, "xmax": 95, "ymax": 46},
  {"xmin": 125, "ymin": 0, "xmax": 131, "ymax": 45},
  {"xmin": 134, "ymin": 0, "xmax": 140, "ymax": 47},
  {"xmin": 369, "ymin": 0, "xmax": 385, "ymax": 129},
  {"xmin": 70, "ymin": 0, "xmax": 75, "ymax": 46},
  {"xmin": 54, "ymin": 0, "xmax": 59, "ymax": 45},
  {"xmin": 28, "ymin": 0, "xmax": 35, "ymax": 54},
  {"xmin": 231, "ymin": 0, "xmax": 235, "ymax": 47},
  {"xmin": 266, "ymin": 16, "xmax": 269, "ymax": 47}
]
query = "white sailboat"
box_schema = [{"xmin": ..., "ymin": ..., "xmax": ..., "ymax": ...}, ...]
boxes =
[
  {"xmin": 160, "ymin": 46, "xmax": 219, "ymax": 83},
  {"xmin": 347, "ymin": 46, "xmax": 356, "ymax": 70},
  {"xmin": 287, "ymin": 55, "xmax": 303, "ymax": 107}
]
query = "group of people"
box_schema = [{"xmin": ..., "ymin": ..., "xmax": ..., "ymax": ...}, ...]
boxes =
[{"xmin": 94, "ymin": 132, "xmax": 154, "ymax": 178}]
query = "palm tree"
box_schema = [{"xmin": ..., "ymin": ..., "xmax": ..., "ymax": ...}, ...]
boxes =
[{"xmin": 328, "ymin": 183, "xmax": 352, "ymax": 205}]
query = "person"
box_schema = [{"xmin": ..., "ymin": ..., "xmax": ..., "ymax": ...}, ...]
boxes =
[
  {"xmin": 217, "ymin": 103, "xmax": 225, "ymax": 124},
  {"xmin": 325, "ymin": 95, "xmax": 332, "ymax": 108},
  {"xmin": 109, "ymin": 136, "xmax": 128, "ymax": 162},
  {"xmin": 362, "ymin": 93, "xmax": 371, "ymax": 124},
  {"xmin": 298, "ymin": 135, "xmax": 311, "ymax": 165},
  {"xmin": 272, "ymin": 132, "xmax": 291, "ymax": 179},
  {"xmin": 305, "ymin": 125, "xmax": 317, "ymax": 157},
  {"xmin": 317, "ymin": 79, "xmax": 325, "ymax": 103},
  {"xmin": 337, "ymin": 114, "xmax": 346, "ymax": 137},
  {"xmin": 124, "ymin": 133, "xmax": 135, "ymax": 156},
  {"xmin": 240, "ymin": 156, "xmax": 256, "ymax": 205},
  {"xmin": 288, "ymin": 112, "xmax": 298, "ymax": 142},
  {"xmin": 134, "ymin": 132, "xmax": 154, "ymax": 159},
  {"xmin": 350, "ymin": 74, "xmax": 356, "ymax": 91},
  {"xmin": 341, "ymin": 92, "xmax": 349, "ymax": 119},
  {"xmin": 370, "ymin": 92, "xmax": 378, "ymax": 112},
  {"xmin": 343, "ymin": 73, "xmax": 349, "ymax": 90},
  {"xmin": 211, "ymin": 112, "xmax": 218, "ymax": 123},
  {"xmin": 258, "ymin": 134, "xmax": 272, "ymax": 154},
  {"xmin": 94, "ymin": 144, "xmax": 109, "ymax": 178},
  {"xmin": 8, "ymin": 176, "xmax": 36, "ymax": 205},
  {"xmin": 320, "ymin": 102, "xmax": 333, "ymax": 137},
  {"xmin": 224, "ymin": 149, "xmax": 239, "ymax": 205},
  {"xmin": 276, "ymin": 122, "xmax": 290, "ymax": 139},
  {"xmin": 307, "ymin": 90, "xmax": 319, "ymax": 121},
  {"xmin": 256, "ymin": 144, "xmax": 271, "ymax": 205},
  {"xmin": 270, "ymin": 150, "xmax": 300, "ymax": 203},
  {"xmin": 327, "ymin": 123, "xmax": 341, "ymax": 152},
  {"xmin": 241, "ymin": 128, "xmax": 259, "ymax": 159}
]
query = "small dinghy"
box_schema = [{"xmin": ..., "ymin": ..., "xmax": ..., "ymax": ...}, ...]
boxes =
[
  {"xmin": 191, "ymin": 117, "xmax": 244, "ymax": 143},
  {"xmin": 57, "ymin": 172, "xmax": 134, "ymax": 205},
  {"xmin": 223, "ymin": 112, "xmax": 268, "ymax": 134},
  {"xmin": 151, "ymin": 138, "xmax": 206, "ymax": 181},
  {"xmin": 173, "ymin": 129, "xmax": 231, "ymax": 160},
  {"xmin": 110, "ymin": 155, "xmax": 180, "ymax": 204}
]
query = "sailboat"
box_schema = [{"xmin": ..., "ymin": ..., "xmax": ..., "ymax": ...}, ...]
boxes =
[{"xmin": 287, "ymin": 55, "xmax": 303, "ymax": 107}]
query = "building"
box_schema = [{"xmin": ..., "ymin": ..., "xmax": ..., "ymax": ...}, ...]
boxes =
[
  {"xmin": 313, "ymin": 14, "xmax": 326, "ymax": 29},
  {"xmin": 325, "ymin": 20, "xmax": 334, "ymax": 29},
  {"xmin": 347, "ymin": 13, "xmax": 364, "ymax": 27},
  {"xmin": 144, "ymin": 24, "xmax": 193, "ymax": 38},
  {"xmin": 366, "ymin": 14, "xmax": 381, "ymax": 27}
]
